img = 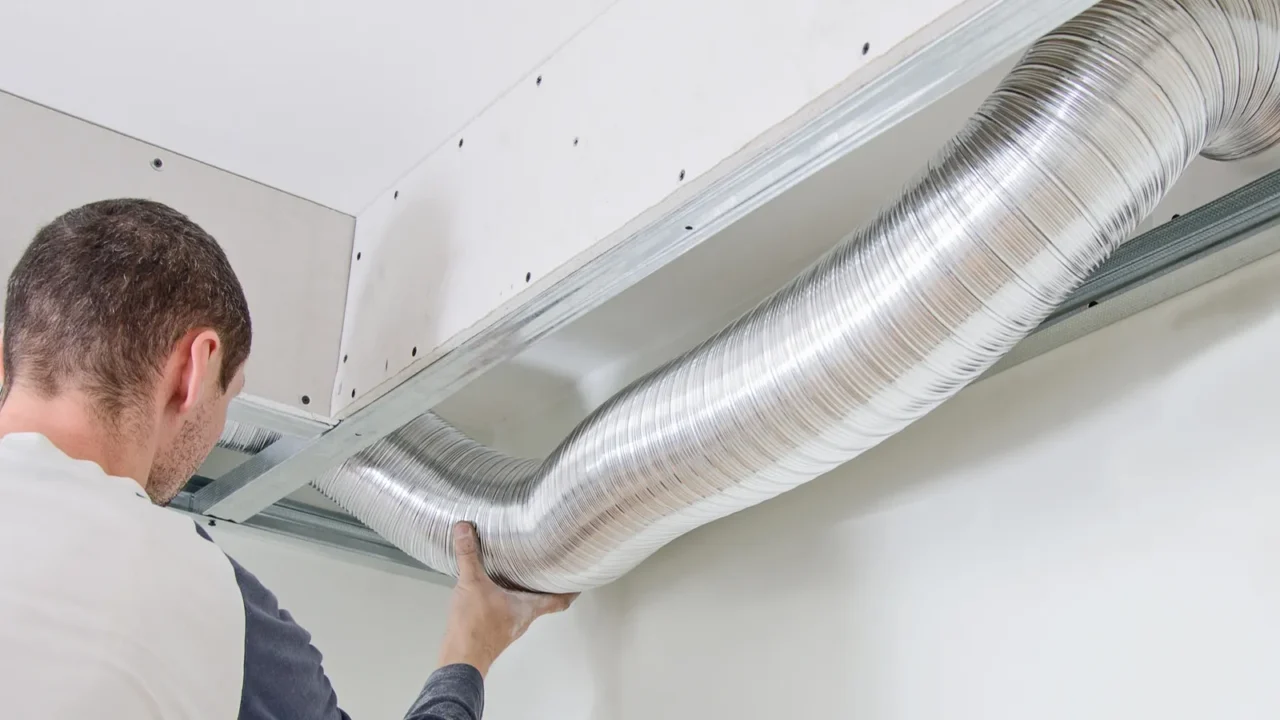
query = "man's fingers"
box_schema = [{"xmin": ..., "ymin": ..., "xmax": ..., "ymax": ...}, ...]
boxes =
[{"xmin": 452, "ymin": 521, "xmax": 484, "ymax": 581}]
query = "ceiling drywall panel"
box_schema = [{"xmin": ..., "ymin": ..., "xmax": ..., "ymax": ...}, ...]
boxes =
[
  {"xmin": 438, "ymin": 56, "xmax": 1280, "ymax": 454},
  {"xmin": 0, "ymin": 91, "xmax": 352, "ymax": 417},
  {"xmin": 0, "ymin": 0, "xmax": 617, "ymax": 212}
]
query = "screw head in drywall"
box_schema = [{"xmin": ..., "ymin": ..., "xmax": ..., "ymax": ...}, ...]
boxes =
[
  {"xmin": 150, "ymin": 158, "xmax": 164, "ymax": 171},
  {"xmin": 300, "ymin": 394, "xmax": 311, "ymax": 405}
]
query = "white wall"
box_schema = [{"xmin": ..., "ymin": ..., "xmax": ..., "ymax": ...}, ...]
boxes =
[{"xmin": 214, "ymin": 247, "xmax": 1280, "ymax": 719}]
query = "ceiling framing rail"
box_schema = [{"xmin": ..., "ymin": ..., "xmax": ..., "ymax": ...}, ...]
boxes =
[
  {"xmin": 172, "ymin": 478, "xmax": 436, "ymax": 579},
  {"xmin": 1045, "ymin": 171, "xmax": 1280, "ymax": 328}
]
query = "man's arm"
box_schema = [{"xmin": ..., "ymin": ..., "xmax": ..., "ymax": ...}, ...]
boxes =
[
  {"xmin": 403, "ymin": 522, "xmax": 577, "ymax": 720},
  {"xmin": 193, "ymin": 522, "xmax": 353, "ymax": 719},
  {"xmin": 197, "ymin": 521, "xmax": 572, "ymax": 720},
  {"xmin": 404, "ymin": 665, "xmax": 485, "ymax": 720}
]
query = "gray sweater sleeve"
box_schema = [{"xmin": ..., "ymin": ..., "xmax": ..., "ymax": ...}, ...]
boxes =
[
  {"xmin": 193, "ymin": 522, "xmax": 485, "ymax": 720},
  {"xmin": 194, "ymin": 522, "xmax": 352, "ymax": 719},
  {"xmin": 404, "ymin": 665, "xmax": 486, "ymax": 720}
]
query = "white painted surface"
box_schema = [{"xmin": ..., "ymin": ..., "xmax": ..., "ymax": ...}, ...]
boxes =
[
  {"xmin": 0, "ymin": 91, "xmax": 352, "ymax": 417},
  {"xmin": 0, "ymin": 0, "xmax": 615, "ymax": 212},
  {"xmin": 333, "ymin": 0, "xmax": 1002, "ymax": 414}
]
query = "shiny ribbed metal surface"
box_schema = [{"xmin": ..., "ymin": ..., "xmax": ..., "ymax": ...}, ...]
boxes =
[
  {"xmin": 315, "ymin": 0, "xmax": 1280, "ymax": 592},
  {"xmin": 216, "ymin": 420, "xmax": 283, "ymax": 455}
]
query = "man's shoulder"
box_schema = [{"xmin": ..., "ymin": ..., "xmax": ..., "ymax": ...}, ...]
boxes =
[
  {"xmin": 0, "ymin": 434, "xmax": 229, "ymax": 570},
  {"xmin": 0, "ymin": 435, "xmax": 249, "ymax": 719}
]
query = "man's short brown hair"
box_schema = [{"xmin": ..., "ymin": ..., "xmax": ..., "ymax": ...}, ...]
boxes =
[{"xmin": 3, "ymin": 199, "xmax": 251, "ymax": 417}]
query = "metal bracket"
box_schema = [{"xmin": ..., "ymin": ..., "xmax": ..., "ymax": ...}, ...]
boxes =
[{"xmin": 172, "ymin": 481, "xmax": 445, "ymax": 581}]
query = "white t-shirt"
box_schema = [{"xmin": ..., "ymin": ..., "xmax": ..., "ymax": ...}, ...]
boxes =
[
  {"xmin": 0, "ymin": 427, "xmax": 476, "ymax": 712},
  {"xmin": 0, "ymin": 432, "xmax": 360, "ymax": 719},
  {"xmin": 0, "ymin": 432, "xmax": 244, "ymax": 718}
]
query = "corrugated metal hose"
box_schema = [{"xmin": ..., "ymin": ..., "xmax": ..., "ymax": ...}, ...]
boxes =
[
  {"xmin": 313, "ymin": 0, "xmax": 1280, "ymax": 592},
  {"xmin": 216, "ymin": 421, "xmax": 282, "ymax": 456}
]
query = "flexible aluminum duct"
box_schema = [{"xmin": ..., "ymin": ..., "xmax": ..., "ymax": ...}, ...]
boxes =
[
  {"xmin": 217, "ymin": 420, "xmax": 282, "ymax": 455},
  {"xmin": 316, "ymin": 0, "xmax": 1280, "ymax": 592}
]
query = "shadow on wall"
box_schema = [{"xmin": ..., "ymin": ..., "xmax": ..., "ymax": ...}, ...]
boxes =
[{"xmin": 437, "ymin": 355, "xmax": 592, "ymax": 458}]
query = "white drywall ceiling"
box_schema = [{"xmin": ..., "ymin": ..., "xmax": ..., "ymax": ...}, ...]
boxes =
[{"xmin": 0, "ymin": 0, "xmax": 615, "ymax": 213}]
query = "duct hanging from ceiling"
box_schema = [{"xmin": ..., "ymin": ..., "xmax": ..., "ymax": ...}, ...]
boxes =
[{"xmin": 314, "ymin": 0, "xmax": 1280, "ymax": 592}]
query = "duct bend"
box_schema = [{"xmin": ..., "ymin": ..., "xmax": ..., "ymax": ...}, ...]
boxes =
[{"xmin": 315, "ymin": 0, "xmax": 1280, "ymax": 592}]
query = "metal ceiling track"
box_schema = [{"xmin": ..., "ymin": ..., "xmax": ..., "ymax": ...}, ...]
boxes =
[
  {"xmin": 1045, "ymin": 171, "xmax": 1280, "ymax": 328},
  {"xmin": 188, "ymin": 169, "xmax": 1280, "ymax": 574},
  {"xmin": 172, "ymin": 478, "xmax": 436, "ymax": 578}
]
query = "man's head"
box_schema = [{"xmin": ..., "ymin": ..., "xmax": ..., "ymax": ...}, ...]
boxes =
[{"xmin": 2, "ymin": 199, "xmax": 251, "ymax": 503}]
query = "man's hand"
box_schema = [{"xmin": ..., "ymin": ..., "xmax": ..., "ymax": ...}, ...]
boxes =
[{"xmin": 437, "ymin": 521, "xmax": 577, "ymax": 677}]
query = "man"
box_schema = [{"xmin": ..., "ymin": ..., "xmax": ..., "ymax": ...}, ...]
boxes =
[{"xmin": 0, "ymin": 199, "xmax": 575, "ymax": 718}]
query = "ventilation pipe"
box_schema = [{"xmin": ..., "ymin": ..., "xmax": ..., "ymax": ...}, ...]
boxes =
[
  {"xmin": 217, "ymin": 420, "xmax": 282, "ymax": 455},
  {"xmin": 315, "ymin": 0, "xmax": 1280, "ymax": 592}
]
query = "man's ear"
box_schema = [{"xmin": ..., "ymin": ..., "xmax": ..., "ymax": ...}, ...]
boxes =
[{"xmin": 165, "ymin": 329, "xmax": 222, "ymax": 417}]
